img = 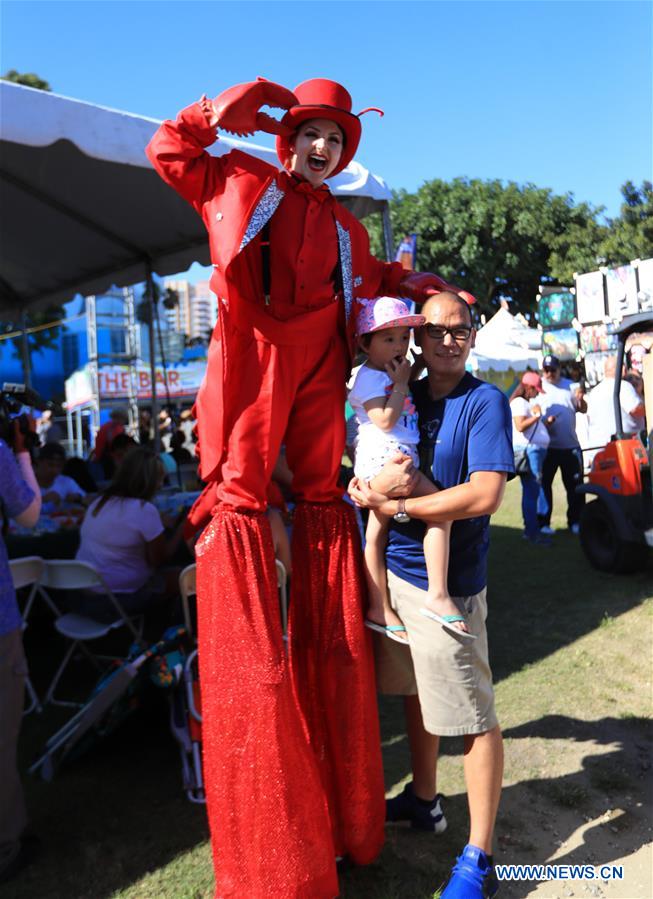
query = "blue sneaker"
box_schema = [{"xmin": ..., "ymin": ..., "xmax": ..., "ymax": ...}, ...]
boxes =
[
  {"xmin": 440, "ymin": 844, "xmax": 498, "ymax": 898},
  {"xmin": 385, "ymin": 782, "xmax": 447, "ymax": 833}
]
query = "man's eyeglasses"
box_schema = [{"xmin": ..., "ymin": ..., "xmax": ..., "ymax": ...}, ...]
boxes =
[
  {"xmin": 424, "ymin": 324, "xmax": 473, "ymax": 342},
  {"xmin": 542, "ymin": 366, "xmax": 558, "ymax": 373}
]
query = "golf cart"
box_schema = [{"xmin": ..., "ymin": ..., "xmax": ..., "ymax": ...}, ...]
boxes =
[{"xmin": 577, "ymin": 312, "xmax": 653, "ymax": 573}]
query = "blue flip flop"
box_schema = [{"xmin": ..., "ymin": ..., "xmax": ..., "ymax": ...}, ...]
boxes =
[
  {"xmin": 364, "ymin": 620, "xmax": 409, "ymax": 644},
  {"xmin": 419, "ymin": 608, "xmax": 477, "ymax": 641}
]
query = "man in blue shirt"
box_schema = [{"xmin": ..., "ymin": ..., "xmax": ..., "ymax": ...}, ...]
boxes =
[{"xmin": 350, "ymin": 292, "xmax": 513, "ymax": 899}]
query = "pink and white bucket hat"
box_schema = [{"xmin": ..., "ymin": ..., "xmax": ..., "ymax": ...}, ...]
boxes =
[{"xmin": 355, "ymin": 296, "xmax": 425, "ymax": 336}]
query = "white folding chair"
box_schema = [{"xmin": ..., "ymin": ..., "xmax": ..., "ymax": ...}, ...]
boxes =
[
  {"xmin": 179, "ymin": 563, "xmax": 197, "ymax": 640},
  {"xmin": 40, "ymin": 559, "xmax": 145, "ymax": 708},
  {"xmin": 9, "ymin": 555, "xmax": 58, "ymax": 715}
]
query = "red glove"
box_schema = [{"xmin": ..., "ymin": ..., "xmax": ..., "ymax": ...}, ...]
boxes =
[
  {"xmin": 212, "ymin": 77, "xmax": 297, "ymax": 138},
  {"xmin": 399, "ymin": 272, "xmax": 476, "ymax": 306}
]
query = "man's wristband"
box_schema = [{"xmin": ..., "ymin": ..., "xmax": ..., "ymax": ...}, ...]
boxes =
[{"xmin": 392, "ymin": 386, "xmax": 408, "ymax": 396}]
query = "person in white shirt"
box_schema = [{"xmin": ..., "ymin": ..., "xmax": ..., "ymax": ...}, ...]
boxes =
[
  {"xmin": 509, "ymin": 372, "xmax": 551, "ymax": 544},
  {"xmin": 537, "ymin": 355, "xmax": 587, "ymax": 535},
  {"xmin": 35, "ymin": 410, "xmax": 64, "ymax": 445},
  {"xmin": 34, "ymin": 443, "xmax": 85, "ymax": 505},
  {"xmin": 586, "ymin": 356, "xmax": 646, "ymax": 453},
  {"xmin": 76, "ymin": 446, "xmax": 183, "ymax": 613}
]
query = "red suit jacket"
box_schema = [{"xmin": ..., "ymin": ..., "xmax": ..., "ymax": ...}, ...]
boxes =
[{"xmin": 147, "ymin": 101, "xmax": 404, "ymax": 485}]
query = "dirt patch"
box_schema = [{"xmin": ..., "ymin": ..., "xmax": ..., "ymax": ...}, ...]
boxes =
[
  {"xmin": 497, "ymin": 722, "xmax": 652, "ymax": 899},
  {"xmin": 489, "ymin": 600, "xmax": 653, "ymax": 899}
]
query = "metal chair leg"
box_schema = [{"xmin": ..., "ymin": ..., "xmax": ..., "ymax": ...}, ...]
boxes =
[{"xmin": 24, "ymin": 675, "xmax": 43, "ymax": 715}]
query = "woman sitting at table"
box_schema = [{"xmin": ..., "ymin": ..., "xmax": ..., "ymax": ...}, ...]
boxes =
[{"xmin": 75, "ymin": 446, "xmax": 183, "ymax": 616}]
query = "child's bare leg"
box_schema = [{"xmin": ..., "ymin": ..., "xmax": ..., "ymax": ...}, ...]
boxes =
[
  {"xmin": 363, "ymin": 510, "xmax": 406, "ymax": 636},
  {"xmin": 422, "ymin": 522, "xmax": 468, "ymax": 634},
  {"xmin": 412, "ymin": 472, "xmax": 469, "ymax": 634}
]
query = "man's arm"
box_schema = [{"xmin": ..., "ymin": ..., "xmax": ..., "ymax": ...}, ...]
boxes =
[
  {"xmin": 572, "ymin": 384, "xmax": 588, "ymax": 414},
  {"xmin": 350, "ymin": 470, "xmax": 508, "ymax": 524}
]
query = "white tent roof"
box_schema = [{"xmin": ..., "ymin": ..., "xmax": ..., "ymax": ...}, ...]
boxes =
[
  {"xmin": 0, "ymin": 81, "xmax": 392, "ymax": 314},
  {"xmin": 475, "ymin": 306, "xmax": 542, "ymax": 353},
  {"xmin": 470, "ymin": 307, "xmax": 541, "ymax": 372}
]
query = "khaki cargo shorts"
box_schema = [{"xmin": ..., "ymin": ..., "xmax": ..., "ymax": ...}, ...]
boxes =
[{"xmin": 374, "ymin": 569, "xmax": 498, "ymax": 737}]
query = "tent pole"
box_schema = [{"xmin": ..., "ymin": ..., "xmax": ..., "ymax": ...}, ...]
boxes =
[
  {"xmin": 381, "ymin": 202, "xmax": 394, "ymax": 263},
  {"xmin": 20, "ymin": 309, "xmax": 32, "ymax": 388},
  {"xmin": 146, "ymin": 266, "xmax": 160, "ymax": 453},
  {"xmin": 76, "ymin": 409, "xmax": 84, "ymax": 458},
  {"xmin": 66, "ymin": 407, "xmax": 74, "ymax": 450}
]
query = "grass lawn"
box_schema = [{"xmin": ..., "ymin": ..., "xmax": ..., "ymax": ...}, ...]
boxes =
[{"xmin": 7, "ymin": 479, "xmax": 653, "ymax": 899}]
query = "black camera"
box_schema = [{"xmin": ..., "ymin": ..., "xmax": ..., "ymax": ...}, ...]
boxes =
[{"xmin": 0, "ymin": 382, "xmax": 56, "ymax": 452}]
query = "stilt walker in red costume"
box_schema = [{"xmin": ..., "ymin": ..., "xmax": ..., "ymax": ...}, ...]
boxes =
[{"xmin": 147, "ymin": 77, "xmax": 472, "ymax": 898}]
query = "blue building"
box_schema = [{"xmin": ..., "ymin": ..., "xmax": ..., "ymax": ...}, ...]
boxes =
[{"xmin": 0, "ymin": 289, "xmax": 163, "ymax": 402}]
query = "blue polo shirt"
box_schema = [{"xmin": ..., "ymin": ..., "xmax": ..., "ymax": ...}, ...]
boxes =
[{"xmin": 386, "ymin": 373, "xmax": 514, "ymax": 597}]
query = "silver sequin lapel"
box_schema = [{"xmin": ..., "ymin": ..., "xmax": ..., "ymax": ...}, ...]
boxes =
[
  {"xmin": 335, "ymin": 220, "xmax": 353, "ymax": 322},
  {"xmin": 240, "ymin": 181, "xmax": 285, "ymax": 251}
]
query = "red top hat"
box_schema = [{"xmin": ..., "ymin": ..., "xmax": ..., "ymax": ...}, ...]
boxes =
[{"xmin": 276, "ymin": 78, "xmax": 381, "ymax": 178}]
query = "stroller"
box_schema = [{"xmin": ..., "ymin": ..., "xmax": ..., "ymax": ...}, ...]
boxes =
[
  {"xmin": 30, "ymin": 625, "xmax": 189, "ymax": 781},
  {"xmin": 168, "ymin": 645, "xmax": 204, "ymax": 803}
]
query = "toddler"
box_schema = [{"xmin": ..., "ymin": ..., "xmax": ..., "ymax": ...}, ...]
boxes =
[{"xmin": 349, "ymin": 297, "xmax": 473, "ymax": 642}]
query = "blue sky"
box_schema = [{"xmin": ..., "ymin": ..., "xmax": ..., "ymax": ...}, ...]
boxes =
[{"xmin": 2, "ymin": 0, "xmax": 651, "ymax": 221}]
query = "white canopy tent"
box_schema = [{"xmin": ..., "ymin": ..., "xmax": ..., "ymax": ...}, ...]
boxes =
[
  {"xmin": 474, "ymin": 306, "xmax": 542, "ymax": 355},
  {"xmin": 0, "ymin": 80, "xmax": 393, "ymax": 315},
  {"xmin": 467, "ymin": 306, "xmax": 542, "ymax": 391}
]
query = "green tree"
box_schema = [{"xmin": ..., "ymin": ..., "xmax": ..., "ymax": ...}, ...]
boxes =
[
  {"xmin": 547, "ymin": 205, "xmax": 610, "ymax": 283},
  {"xmin": 1, "ymin": 69, "xmax": 51, "ymax": 91},
  {"xmin": 381, "ymin": 178, "xmax": 605, "ymax": 316},
  {"xmin": 366, "ymin": 178, "xmax": 618, "ymax": 316},
  {"xmin": 600, "ymin": 180, "xmax": 653, "ymax": 266}
]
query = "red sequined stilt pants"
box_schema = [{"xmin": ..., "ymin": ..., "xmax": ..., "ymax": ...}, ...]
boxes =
[
  {"xmin": 196, "ymin": 510, "xmax": 339, "ymax": 899},
  {"xmin": 289, "ymin": 501, "xmax": 386, "ymax": 863}
]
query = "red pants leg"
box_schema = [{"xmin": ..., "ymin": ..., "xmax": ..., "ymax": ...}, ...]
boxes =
[
  {"xmin": 196, "ymin": 509, "xmax": 338, "ymax": 899},
  {"xmin": 284, "ymin": 343, "xmax": 385, "ymax": 863},
  {"xmin": 288, "ymin": 501, "xmax": 386, "ymax": 864}
]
